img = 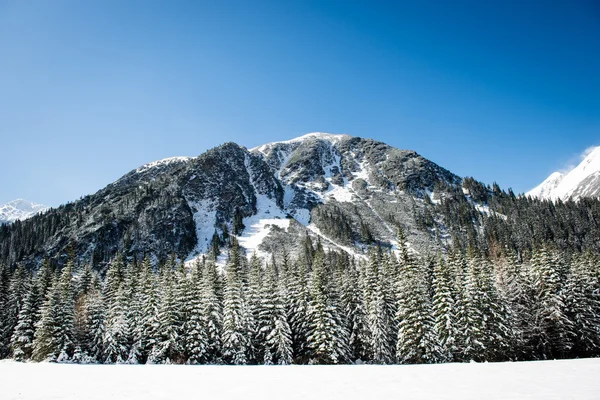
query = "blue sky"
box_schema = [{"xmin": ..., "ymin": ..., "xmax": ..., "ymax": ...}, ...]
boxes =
[{"xmin": 1, "ymin": 0, "xmax": 598, "ymax": 207}]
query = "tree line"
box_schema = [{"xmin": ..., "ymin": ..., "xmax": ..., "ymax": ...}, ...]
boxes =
[{"xmin": 1, "ymin": 234, "xmax": 599, "ymax": 365}]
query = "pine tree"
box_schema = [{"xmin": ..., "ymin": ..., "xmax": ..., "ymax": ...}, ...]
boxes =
[
  {"xmin": 431, "ymin": 257, "xmax": 459, "ymax": 362},
  {"xmin": 306, "ymin": 249, "xmax": 347, "ymax": 364},
  {"xmin": 138, "ymin": 257, "xmax": 159, "ymax": 363},
  {"xmin": 150, "ymin": 260, "xmax": 183, "ymax": 364},
  {"xmin": 342, "ymin": 260, "xmax": 370, "ymax": 362},
  {"xmin": 463, "ymin": 253, "xmax": 512, "ymax": 361},
  {"xmin": 32, "ymin": 262, "xmax": 76, "ymax": 362},
  {"xmin": 247, "ymin": 253, "xmax": 264, "ymax": 362},
  {"xmin": 563, "ymin": 253, "xmax": 600, "ymax": 357},
  {"xmin": 287, "ymin": 259, "xmax": 310, "ymax": 363},
  {"xmin": 365, "ymin": 251, "xmax": 394, "ymax": 363},
  {"xmin": 86, "ymin": 287, "xmax": 105, "ymax": 363},
  {"xmin": 495, "ymin": 251, "xmax": 533, "ymax": 360},
  {"xmin": 123, "ymin": 261, "xmax": 144, "ymax": 364},
  {"xmin": 185, "ymin": 259, "xmax": 209, "ymax": 364},
  {"xmin": 1, "ymin": 266, "xmax": 29, "ymax": 358},
  {"xmin": 11, "ymin": 279, "xmax": 38, "ymax": 361},
  {"xmin": 202, "ymin": 259, "xmax": 223, "ymax": 363},
  {"xmin": 221, "ymin": 240, "xmax": 250, "ymax": 364},
  {"xmin": 395, "ymin": 254, "xmax": 439, "ymax": 364},
  {"xmin": 447, "ymin": 250, "xmax": 471, "ymax": 361},
  {"xmin": 259, "ymin": 260, "xmax": 293, "ymax": 364},
  {"xmin": 0, "ymin": 265, "xmax": 10, "ymax": 336},
  {"xmin": 529, "ymin": 247, "xmax": 573, "ymax": 359},
  {"xmin": 102, "ymin": 256, "xmax": 134, "ymax": 364},
  {"xmin": 32, "ymin": 276, "xmax": 62, "ymax": 361}
]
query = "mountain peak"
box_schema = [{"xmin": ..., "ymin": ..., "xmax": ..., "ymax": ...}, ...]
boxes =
[
  {"xmin": 251, "ymin": 132, "xmax": 352, "ymax": 153},
  {"xmin": 0, "ymin": 199, "xmax": 48, "ymax": 224},
  {"xmin": 135, "ymin": 156, "xmax": 192, "ymax": 174},
  {"xmin": 290, "ymin": 132, "xmax": 352, "ymax": 142},
  {"xmin": 528, "ymin": 145, "xmax": 600, "ymax": 201}
]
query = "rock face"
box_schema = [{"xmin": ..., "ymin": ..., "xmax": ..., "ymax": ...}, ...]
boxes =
[
  {"xmin": 528, "ymin": 146, "xmax": 600, "ymax": 201},
  {"xmin": 0, "ymin": 199, "xmax": 47, "ymax": 225},
  {"xmin": 0, "ymin": 133, "xmax": 465, "ymax": 268}
]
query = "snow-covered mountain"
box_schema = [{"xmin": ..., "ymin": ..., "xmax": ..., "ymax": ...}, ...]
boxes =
[
  {"xmin": 0, "ymin": 199, "xmax": 48, "ymax": 225},
  {"xmin": 0, "ymin": 132, "xmax": 467, "ymax": 267},
  {"xmin": 528, "ymin": 146, "xmax": 600, "ymax": 201}
]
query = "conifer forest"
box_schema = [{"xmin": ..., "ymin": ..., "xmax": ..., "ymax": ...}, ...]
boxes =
[{"xmin": 2, "ymin": 232, "xmax": 599, "ymax": 365}]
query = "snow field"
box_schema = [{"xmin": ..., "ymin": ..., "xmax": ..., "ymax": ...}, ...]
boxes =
[{"xmin": 2, "ymin": 358, "xmax": 599, "ymax": 400}]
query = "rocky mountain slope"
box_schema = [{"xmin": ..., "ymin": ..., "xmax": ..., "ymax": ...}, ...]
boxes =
[
  {"xmin": 528, "ymin": 146, "xmax": 600, "ymax": 201},
  {"xmin": 0, "ymin": 199, "xmax": 47, "ymax": 225},
  {"xmin": 0, "ymin": 133, "xmax": 471, "ymax": 268}
]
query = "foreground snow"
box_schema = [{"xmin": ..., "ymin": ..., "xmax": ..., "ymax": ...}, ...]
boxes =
[{"xmin": 2, "ymin": 358, "xmax": 599, "ymax": 400}]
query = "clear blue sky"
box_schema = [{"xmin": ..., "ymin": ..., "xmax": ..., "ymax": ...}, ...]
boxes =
[{"xmin": 1, "ymin": 0, "xmax": 598, "ymax": 207}]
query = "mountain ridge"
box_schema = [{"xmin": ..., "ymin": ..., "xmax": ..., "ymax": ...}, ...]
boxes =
[
  {"xmin": 0, "ymin": 133, "xmax": 464, "ymax": 267},
  {"xmin": 4, "ymin": 133, "xmax": 600, "ymax": 270}
]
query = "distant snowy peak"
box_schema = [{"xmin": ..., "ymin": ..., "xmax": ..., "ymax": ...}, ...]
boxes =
[
  {"xmin": 0, "ymin": 199, "xmax": 48, "ymax": 224},
  {"xmin": 527, "ymin": 172, "xmax": 565, "ymax": 199},
  {"xmin": 528, "ymin": 146, "xmax": 600, "ymax": 201}
]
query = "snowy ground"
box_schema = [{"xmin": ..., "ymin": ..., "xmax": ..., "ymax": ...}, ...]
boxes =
[{"xmin": 2, "ymin": 358, "xmax": 599, "ymax": 400}]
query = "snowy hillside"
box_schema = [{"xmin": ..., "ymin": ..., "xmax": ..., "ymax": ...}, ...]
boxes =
[
  {"xmin": 2, "ymin": 359, "xmax": 599, "ymax": 400},
  {"xmin": 528, "ymin": 146, "xmax": 600, "ymax": 200},
  {"xmin": 0, "ymin": 199, "xmax": 47, "ymax": 225}
]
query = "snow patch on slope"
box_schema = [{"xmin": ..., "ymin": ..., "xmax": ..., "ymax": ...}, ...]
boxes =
[
  {"xmin": 186, "ymin": 199, "xmax": 217, "ymax": 259},
  {"xmin": 237, "ymin": 194, "xmax": 290, "ymax": 258}
]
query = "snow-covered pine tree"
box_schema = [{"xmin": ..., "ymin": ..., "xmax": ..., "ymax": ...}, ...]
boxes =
[
  {"xmin": 104, "ymin": 255, "xmax": 125, "ymax": 307},
  {"xmin": 72, "ymin": 263, "xmax": 100, "ymax": 361},
  {"xmin": 287, "ymin": 258, "xmax": 310, "ymax": 363},
  {"xmin": 495, "ymin": 250, "xmax": 533, "ymax": 360},
  {"xmin": 32, "ymin": 261, "xmax": 76, "ymax": 362},
  {"xmin": 221, "ymin": 239, "xmax": 250, "ymax": 364},
  {"xmin": 174, "ymin": 260, "xmax": 193, "ymax": 363},
  {"xmin": 35, "ymin": 258, "xmax": 55, "ymax": 313},
  {"xmin": 150, "ymin": 258, "xmax": 184, "ymax": 364},
  {"xmin": 138, "ymin": 256, "xmax": 159, "ymax": 363},
  {"xmin": 0, "ymin": 264, "xmax": 11, "ymax": 356},
  {"xmin": 446, "ymin": 249, "xmax": 471, "ymax": 361},
  {"xmin": 365, "ymin": 250, "xmax": 394, "ymax": 364},
  {"xmin": 247, "ymin": 253, "xmax": 264, "ymax": 362},
  {"xmin": 103, "ymin": 281, "xmax": 131, "ymax": 363},
  {"xmin": 32, "ymin": 275, "xmax": 62, "ymax": 362},
  {"xmin": 464, "ymin": 252, "xmax": 512, "ymax": 361},
  {"xmin": 563, "ymin": 253, "xmax": 600, "ymax": 357},
  {"xmin": 431, "ymin": 257, "xmax": 459, "ymax": 362},
  {"xmin": 529, "ymin": 246, "xmax": 573, "ymax": 359},
  {"xmin": 122, "ymin": 261, "xmax": 144, "ymax": 364},
  {"xmin": 1, "ymin": 266, "xmax": 29, "ymax": 359},
  {"xmin": 341, "ymin": 259, "xmax": 370, "ymax": 362},
  {"xmin": 11, "ymin": 276, "xmax": 38, "ymax": 361},
  {"xmin": 185, "ymin": 259, "xmax": 209, "ymax": 364},
  {"xmin": 258, "ymin": 259, "xmax": 293, "ymax": 364},
  {"xmin": 395, "ymin": 252, "xmax": 439, "ymax": 364},
  {"xmin": 306, "ymin": 248, "xmax": 347, "ymax": 364},
  {"xmin": 85, "ymin": 286, "xmax": 105, "ymax": 363},
  {"xmin": 202, "ymin": 258, "xmax": 223, "ymax": 363}
]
